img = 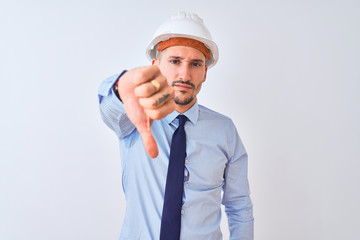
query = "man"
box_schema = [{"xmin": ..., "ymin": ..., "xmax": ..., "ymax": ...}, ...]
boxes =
[{"xmin": 98, "ymin": 12, "xmax": 254, "ymax": 240}]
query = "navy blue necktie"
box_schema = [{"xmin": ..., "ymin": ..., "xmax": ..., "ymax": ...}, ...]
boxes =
[{"xmin": 160, "ymin": 115, "xmax": 188, "ymax": 240}]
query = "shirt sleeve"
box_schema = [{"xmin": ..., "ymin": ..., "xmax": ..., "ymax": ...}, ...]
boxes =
[
  {"xmin": 222, "ymin": 121, "xmax": 254, "ymax": 240},
  {"xmin": 97, "ymin": 72, "xmax": 136, "ymax": 138}
]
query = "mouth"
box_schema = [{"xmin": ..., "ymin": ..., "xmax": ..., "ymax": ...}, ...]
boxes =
[{"xmin": 171, "ymin": 80, "xmax": 195, "ymax": 91}]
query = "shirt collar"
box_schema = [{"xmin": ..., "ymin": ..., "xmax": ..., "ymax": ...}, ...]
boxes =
[{"xmin": 164, "ymin": 101, "xmax": 199, "ymax": 126}]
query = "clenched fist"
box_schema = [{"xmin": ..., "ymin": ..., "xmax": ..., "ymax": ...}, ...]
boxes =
[{"xmin": 117, "ymin": 65, "xmax": 175, "ymax": 158}]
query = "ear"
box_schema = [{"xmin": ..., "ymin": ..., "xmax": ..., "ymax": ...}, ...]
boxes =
[
  {"xmin": 202, "ymin": 66, "xmax": 208, "ymax": 83},
  {"xmin": 152, "ymin": 58, "xmax": 158, "ymax": 65}
]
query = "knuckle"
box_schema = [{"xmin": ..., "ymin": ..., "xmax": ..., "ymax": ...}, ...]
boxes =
[
  {"xmin": 134, "ymin": 67, "xmax": 147, "ymax": 81},
  {"xmin": 135, "ymin": 84, "xmax": 153, "ymax": 97},
  {"xmin": 151, "ymin": 99, "xmax": 158, "ymax": 108},
  {"xmin": 146, "ymin": 85, "xmax": 155, "ymax": 95},
  {"xmin": 152, "ymin": 64, "xmax": 160, "ymax": 73},
  {"xmin": 137, "ymin": 70, "xmax": 146, "ymax": 80},
  {"xmin": 134, "ymin": 86, "xmax": 142, "ymax": 96},
  {"xmin": 152, "ymin": 111, "xmax": 162, "ymax": 120},
  {"xmin": 147, "ymin": 109, "xmax": 162, "ymax": 120},
  {"xmin": 138, "ymin": 98, "xmax": 145, "ymax": 107},
  {"xmin": 159, "ymin": 74, "xmax": 166, "ymax": 83}
]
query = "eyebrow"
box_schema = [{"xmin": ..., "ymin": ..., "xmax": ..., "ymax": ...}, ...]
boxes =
[{"xmin": 168, "ymin": 56, "xmax": 204, "ymax": 63}]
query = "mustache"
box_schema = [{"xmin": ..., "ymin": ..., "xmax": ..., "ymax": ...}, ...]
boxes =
[{"xmin": 171, "ymin": 80, "xmax": 195, "ymax": 89}]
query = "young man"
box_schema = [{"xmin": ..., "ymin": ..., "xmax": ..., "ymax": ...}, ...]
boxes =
[{"xmin": 98, "ymin": 12, "xmax": 254, "ymax": 240}]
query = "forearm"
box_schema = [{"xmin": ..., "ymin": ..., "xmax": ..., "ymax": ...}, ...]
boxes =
[
  {"xmin": 222, "ymin": 123, "xmax": 254, "ymax": 239},
  {"xmin": 223, "ymin": 157, "xmax": 254, "ymax": 240},
  {"xmin": 98, "ymin": 72, "xmax": 135, "ymax": 138},
  {"xmin": 225, "ymin": 195, "xmax": 254, "ymax": 240}
]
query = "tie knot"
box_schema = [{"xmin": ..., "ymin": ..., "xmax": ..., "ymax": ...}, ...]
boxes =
[{"xmin": 178, "ymin": 115, "xmax": 188, "ymax": 128}]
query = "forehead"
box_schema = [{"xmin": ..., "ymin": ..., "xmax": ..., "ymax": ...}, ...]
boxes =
[{"xmin": 159, "ymin": 45, "xmax": 206, "ymax": 60}]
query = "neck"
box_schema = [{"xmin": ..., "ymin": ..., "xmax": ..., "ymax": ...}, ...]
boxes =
[{"xmin": 175, "ymin": 99, "xmax": 196, "ymax": 113}]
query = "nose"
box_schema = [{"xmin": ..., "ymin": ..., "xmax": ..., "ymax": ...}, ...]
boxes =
[{"xmin": 178, "ymin": 64, "xmax": 191, "ymax": 82}]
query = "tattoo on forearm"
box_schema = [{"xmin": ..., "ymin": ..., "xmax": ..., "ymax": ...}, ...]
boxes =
[{"xmin": 153, "ymin": 94, "xmax": 170, "ymax": 107}]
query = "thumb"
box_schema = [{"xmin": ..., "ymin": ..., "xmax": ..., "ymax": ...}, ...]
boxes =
[{"xmin": 138, "ymin": 127, "xmax": 159, "ymax": 158}]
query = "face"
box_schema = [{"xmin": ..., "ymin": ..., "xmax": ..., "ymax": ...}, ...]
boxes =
[{"xmin": 153, "ymin": 45, "xmax": 208, "ymax": 111}]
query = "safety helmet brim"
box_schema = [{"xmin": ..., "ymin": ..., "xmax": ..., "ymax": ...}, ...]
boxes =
[
  {"xmin": 145, "ymin": 12, "xmax": 219, "ymax": 68},
  {"xmin": 146, "ymin": 33, "xmax": 218, "ymax": 68}
]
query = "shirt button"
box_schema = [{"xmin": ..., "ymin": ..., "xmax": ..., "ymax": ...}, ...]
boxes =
[
  {"xmin": 181, "ymin": 209, "xmax": 184, "ymax": 215},
  {"xmin": 186, "ymin": 183, "xmax": 189, "ymax": 188},
  {"xmin": 185, "ymin": 159, "xmax": 188, "ymax": 164}
]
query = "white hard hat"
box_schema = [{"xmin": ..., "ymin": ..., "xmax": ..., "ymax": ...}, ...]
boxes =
[{"xmin": 146, "ymin": 12, "xmax": 219, "ymax": 68}]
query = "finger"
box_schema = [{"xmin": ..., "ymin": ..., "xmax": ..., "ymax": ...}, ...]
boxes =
[
  {"xmin": 134, "ymin": 76, "xmax": 166, "ymax": 98},
  {"xmin": 132, "ymin": 65, "xmax": 162, "ymax": 86},
  {"xmin": 151, "ymin": 80, "xmax": 161, "ymax": 92},
  {"xmin": 139, "ymin": 89, "xmax": 173, "ymax": 109},
  {"xmin": 144, "ymin": 100, "xmax": 176, "ymax": 120},
  {"xmin": 138, "ymin": 127, "xmax": 159, "ymax": 158}
]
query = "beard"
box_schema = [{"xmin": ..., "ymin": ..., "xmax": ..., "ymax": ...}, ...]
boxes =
[
  {"xmin": 173, "ymin": 94, "xmax": 195, "ymax": 105},
  {"xmin": 171, "ymin": 80, "xmax": 197, "ymax": 106},
  {"xmin": 171, "ymin": 80, "xmax": 203, "ymax": 106}
]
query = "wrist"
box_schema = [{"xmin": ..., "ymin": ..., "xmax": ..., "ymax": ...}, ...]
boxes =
[{"xmin": 112, "ymin": 70, "xmax": 127, "ymax": 101}]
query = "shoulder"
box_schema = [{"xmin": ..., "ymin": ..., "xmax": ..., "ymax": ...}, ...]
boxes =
[
  {"xmin": 197, "ymin": 104, "xmax": 238, "ymax": 135},
  {"xmin": 196, "ymin": 104, "xmax": 245, "ymax": 158},
  {"xmin": 198, "ymin": 104, "xmax": 233, "ymax": 124}
]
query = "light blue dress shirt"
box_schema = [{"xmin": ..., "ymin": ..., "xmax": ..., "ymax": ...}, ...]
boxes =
[{"xmin": 98, "ymin": 74, "xmax": 254, "ymax": 240}]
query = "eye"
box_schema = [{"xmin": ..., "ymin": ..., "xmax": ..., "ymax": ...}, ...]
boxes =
[
  {"xmin": 170, "ymin": 59, "xmax": 180, "ymax": 64},
  {"xmin": 191, "ymin": 62, "xmax": 202, "ymax": 67}
]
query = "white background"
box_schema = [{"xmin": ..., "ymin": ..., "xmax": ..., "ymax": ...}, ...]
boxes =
[{"xmin": 1, "ymin": 0, "xmax": 359, "ymax": 239}]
